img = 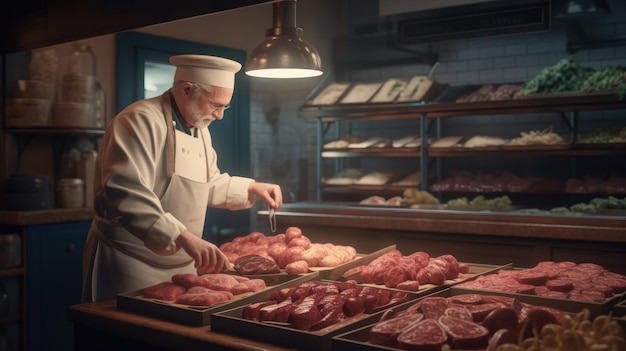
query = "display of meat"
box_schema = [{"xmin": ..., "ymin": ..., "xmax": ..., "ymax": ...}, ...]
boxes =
[
  {"xmin": 240, "ymin": 280, "xmax": 410, "ymax": 331},
  {"xmin": 142, "ymin": 272, "xmax": 267, "ymax": 307},
  {"xmin": 219, "ymin": 227, "xmax": 357, "ymax": 272},
  {"xmin": 429, "ymin": 170, "xmax": 564, "ymax": 193},
  {"xmin": 341, "ymin": 250, "xmax": 470, "ymax": 290},
  {"xmin": 565, "ymin": 175, "xmax": 626, "ymax": 194},
  {"xmin": 455, "ymin": 261, "xmax": 626, "ymax": 303},
  {"xmin": 456, "ymin": 84, "xmax": 523, "ymax": 103},
  {"xmin": 367, "ymin": 293, "xmax": 568, "ymax": 350}
]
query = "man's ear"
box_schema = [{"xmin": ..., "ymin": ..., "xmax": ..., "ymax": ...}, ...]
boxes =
[{"xmin": 181, "ymin": 82, "xmax": 193, "ymax": 99}]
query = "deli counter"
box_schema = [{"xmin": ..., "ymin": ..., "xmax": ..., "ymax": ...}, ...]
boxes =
[{"xmin": 258, "ymin": 202, "xmax": 626, "ymax": 275}]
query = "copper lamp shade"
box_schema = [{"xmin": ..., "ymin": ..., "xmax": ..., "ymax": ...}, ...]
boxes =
[{"xmin": 245, "ymin": 0, "xmax": 323, "ymax": 79}]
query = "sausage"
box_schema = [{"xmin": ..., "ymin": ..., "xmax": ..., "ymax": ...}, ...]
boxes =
[
  {"xmin": 480, "ymin": 307, "xmax": 519, "ymax": 335},
  {"xmin": 466, "ymin": 302, "xmax": 506, "ymax": 322},
  {"xmin": 418, "ymin": 297, "xmax": 448, "ymax": 319},
  {"xmin": 369, "ymin": 313, "xmax": 424, "ymax": 347},
  {"xmin": 396, "ymin": 318, "xmax": 448, "ymax": 351},
  {"xmin": 438, "ymin": 315, "xmax": 490, "ymax": 349},
  {"xmin": 443, "ymin": 306, "xmax": 473, "ymax": 321}
]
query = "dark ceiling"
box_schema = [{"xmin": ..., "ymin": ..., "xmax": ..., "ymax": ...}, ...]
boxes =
[{"xmin": 0, "ymin": 0, "xmax": 274, "ymax": 54}]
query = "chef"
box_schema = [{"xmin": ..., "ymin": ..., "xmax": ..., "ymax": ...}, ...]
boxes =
[{"xmin": 82, "ymin": 54, "xmax": 283, "ymax": 302}]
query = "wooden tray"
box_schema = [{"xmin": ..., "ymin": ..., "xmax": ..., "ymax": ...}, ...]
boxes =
[
  {"xmin": 450, "ymin": 278, "xmax": 626, "ymax": 318},
  {"xmin": 340, "ymin": 262, "xmax": 513, "ymax": 293},
  {"xmin": 331, "ymin": 289, "xmax": 455, "ymax": 351},
  {"xmin": 211, "ymin": 280, "xmax": 423, "ymax": 351},
  {"xmin": 116, "ymin": 272, "xmax": 319, "ymax": 326}
]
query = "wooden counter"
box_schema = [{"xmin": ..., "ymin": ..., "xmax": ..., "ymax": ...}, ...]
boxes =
[
  {"xmin": 0, "ymin": 207, "xmax": 94, "ymax": 226},
  {"xmin": 69, "ymin": 299, "xmax": 299, "ymax": 351},
  {"xmin": 259, "ymin": 203, "xmax": 626, "ymax": 274}
]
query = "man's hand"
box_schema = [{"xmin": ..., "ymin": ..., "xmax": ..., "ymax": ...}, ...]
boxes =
[
  {"xmin": 249, "ymin": 182, "xmax": 283, "ymax": 210},
  {"xmin": 175, "ymin": 231, "xmax": 228, "ymax": 273}
]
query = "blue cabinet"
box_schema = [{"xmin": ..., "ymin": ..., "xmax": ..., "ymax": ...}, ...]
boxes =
[{"xmin": 26, "ymin": 221, "xmax": 89, "ymax": 351}]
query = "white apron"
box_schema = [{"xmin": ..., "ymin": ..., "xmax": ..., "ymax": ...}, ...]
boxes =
[{"xmin": 82, "ymin": 103, "xmax": 212, "ymax": 302}]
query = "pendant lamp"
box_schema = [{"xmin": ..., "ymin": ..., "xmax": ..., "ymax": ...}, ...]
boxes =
[{"xmin": 245, "ymin": 0, "xmax": 323, "ymax": 79}]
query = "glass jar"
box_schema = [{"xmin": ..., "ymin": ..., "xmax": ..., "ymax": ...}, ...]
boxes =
[
  {"xmin": 59, "ymin": 43, "xmax": 96, "ymax": 104},
  {"xmin": 63, "ymin": 43, "xmax": 95, "ymax": 76},
  {"xmin": 56, "ymin": 178, "xmax": 85, "ymax": 208}
]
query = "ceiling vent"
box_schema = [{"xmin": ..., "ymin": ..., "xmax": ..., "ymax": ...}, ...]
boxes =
[{"xmin": 396, "ymin": 0, "xmax": 551, "ymax": 44}]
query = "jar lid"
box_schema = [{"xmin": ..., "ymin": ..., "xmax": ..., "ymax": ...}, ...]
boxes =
[{"xmin": 58, "ymin": 178, "xmax": 84, "ymax": 185}]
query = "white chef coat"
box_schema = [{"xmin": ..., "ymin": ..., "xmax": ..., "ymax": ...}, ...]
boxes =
[{"xmin": 82, "ymin": 91, "xmax": 255, "ymax": 302}]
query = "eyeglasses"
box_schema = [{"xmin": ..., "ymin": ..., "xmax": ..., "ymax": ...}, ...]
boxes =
[{"xmin": 207, "ymin": 99, "xmax": 231, "ymax": 112}]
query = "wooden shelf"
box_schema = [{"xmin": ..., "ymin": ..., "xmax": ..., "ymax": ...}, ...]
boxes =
[
  {"xmin": 299, "ymin": 91, "xmax": 626, "ymax": 120},
  {"xmin": 5, "ymin": 127, "xmax": 106, "ymax": 135},
  {"xmin": 0, "ymin": 267, "xmax": 25, "ymax": 278}
]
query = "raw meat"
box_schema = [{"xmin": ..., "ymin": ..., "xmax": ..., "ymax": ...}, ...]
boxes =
[
  {"xmin": 199, "ymin": 273, "xmax": 241, "ymax": 291},
  {"xmin": 370, "ymin": 313, "xmax": 424, "ymax": 347},
  {"xmin": 418, "ymin": 297, "xmax": 449, "ymax": 319},
  {"xmin": 285, "ymin": 260, "xmax": 310, "ymax": 275},
  {"xmin": 396, "ymin": 318, "xmax": 448, "ymax": 351},
  {"xmin": 242, "ymin": 300, "xmax": 277, "ymax": 321},
  {"xmin": 290, "ymin": 295, "xmax": 322, "ymax": 330},
  {"xmin": 233, "ymin": 254, "xmax": 280, "ymax": 275},
  {"xmin": 143, "ymin": 282, "xmax": 186, "ymax": 301},
  {"xmin": 171, "ymin": 273, "xmax": 212, "ymax": 289},
  {"xmin": 230, "ymin": 279, "xmax": 266, "ymax": 295},
  {"xmin": 439, "ymin": 315, "xmax": 490, "ymax": 349},
  {"xmin": 174, "ymin": 289, "xmax": 233, "ymax": 306}
]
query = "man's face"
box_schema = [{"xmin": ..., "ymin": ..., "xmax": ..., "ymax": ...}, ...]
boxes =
[{"xmin": 184, "ymin": 85, "xmax": 234, "ymax": 129}]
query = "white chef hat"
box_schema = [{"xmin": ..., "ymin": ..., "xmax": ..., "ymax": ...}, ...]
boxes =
[{"xmin": 169, "ymin": 54, "xmax": 242, "ymax": 89}]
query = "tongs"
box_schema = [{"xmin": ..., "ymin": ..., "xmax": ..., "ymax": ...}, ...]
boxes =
[{"xmin": 268, "ymin": 205, "xmax": 277, "ymax": 233}]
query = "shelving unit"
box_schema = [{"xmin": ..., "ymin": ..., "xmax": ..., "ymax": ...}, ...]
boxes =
[
  {"xmin": 300, "ymin": 88, "xmax": 626, "ymax": 207},
  {"xmin": 4, "ymin": 128, "xmax": 104, "ymax": 176}
]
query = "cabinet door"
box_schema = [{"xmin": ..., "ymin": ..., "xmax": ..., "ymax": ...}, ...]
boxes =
[{"xmin": 26, "ymin": 221, "xmax": 89, "ymax": 351}]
